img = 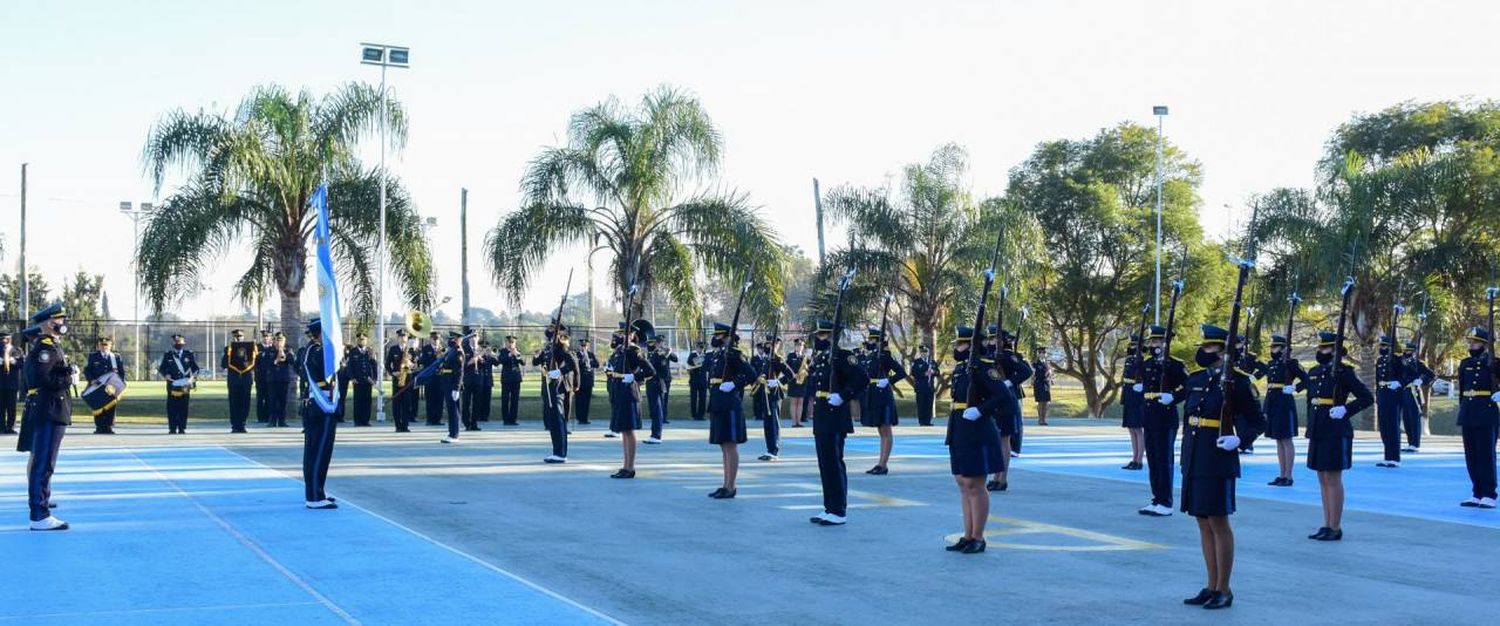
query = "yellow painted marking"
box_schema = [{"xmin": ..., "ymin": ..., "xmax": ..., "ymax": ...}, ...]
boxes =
[{"xmin": 941, "ymin": 515, "xmax": 1164, "ymax": 552}]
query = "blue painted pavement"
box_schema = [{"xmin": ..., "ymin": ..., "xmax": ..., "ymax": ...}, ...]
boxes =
[{"xmin": 0, "ymin": 445, "xmax": 616, "ymax": 625}]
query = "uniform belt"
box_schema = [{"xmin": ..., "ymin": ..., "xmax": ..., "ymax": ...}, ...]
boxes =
[
  {"xmin": 1121, "ymin": 378, "xmax": 1136, "ymax": 384},
  {"xmin": 1143, "ymin": 392, "xmax": 1161, "ymax": 399},
  {"xmin": 951, "ymin": 402, "xmax": 968, "ymax": 410},
  {"xmin": 816, "ymin": 391, "xmax": 830, "ymax": 398},
  {"xmin": 26, "ymin": 389, "xmax": 36, "ymax": 397},
  {"xmin": 1188, "ymin": 417, "xmax": 1221, "ymax": 428},
  {"xmin": 1312, "ymin": 398, "xmax": 1335, "ymax": 406},
  {"xmin": 710, "ymin": 378, "xmax": 723, "ymax": 384},
  {"xmin": 1462, "ymin": 390, "xmax": 1493, "ymax": 397},
  {"xmin": 439, "ymin": 368, "xmax": 453, "ymax": 374},
  {"xmin": 1266, "ymin": 383, "xmax": 1285, "ymax": 389},
  {"xmin": 606, "ymin": 372, "xmax": 625, "ymax": 379}
]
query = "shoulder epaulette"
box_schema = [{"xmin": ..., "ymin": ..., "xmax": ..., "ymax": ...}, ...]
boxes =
[
  {"xmin": 40, "ymin": 337, "xmax": 53, "ymax": 346},
  {"xmin": 1169, "ymin": 355, "xmax": 1185, "ymax": 364}
]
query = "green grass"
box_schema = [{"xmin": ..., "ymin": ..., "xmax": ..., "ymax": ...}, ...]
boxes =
[{"xmin": 76, "ymin": 379, "xmax": 1466, "ymax": 435}]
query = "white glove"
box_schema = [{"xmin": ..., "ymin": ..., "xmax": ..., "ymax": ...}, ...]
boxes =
[
  {"xmin": 1282, "ymin": 385, "xmax": 1296, "ymax": 395},
  {"xmin": 622, "ymin": 373, "xmax": 635, "ymax": 384},
  {"xmin": 1215, "ymin": 435, "xmax": 1241, "ymax": 451},
  {"xmin": 962, "ymin": 407, "xmax": 981, "ymax": 421},
  {"xmin": 1132, "ymin": 383, "xmax": 1144, "ymax": 393},
  {"xmin": 1491, "ymin": 391, "xmax": 1500, "ymax": 403},
  {"xmin": 1407, "ymin": 380, "xmax": 1421, "ymax": 388},
  {"xmin": 1003, "ymin": 380, "xmax": 1014, "ymax": 388},
  {"xmin": 719, "ymin": 381, "xmax": 735, "ymax": 392},
  {"xmin": 548, "ymin": 369, "xmax": 562, "ymax": 380},
  {"xmin": 1157, "ymin": 392, "xmax": 1174, "ymax": 405},
  {"xmin": 1385, "ymin": 381, "xmax": 1401, "ymax": 390},
  {"xmin": 451, "ymin": 390, "xmax": 460, "ymax": 401},
  {"xmin": 828, "ymin": 393, "xmax": 844, "ymax": 406},
  {"xmin": 767, "ymin": 379, "xmax": 780, "ymax": 389},
  {"xmin": 876, "ymin": 378, "xmax": 890, "ymax": 389},
  {"xmin": 1329, "ymin": 405, "xmax": 1347, "ymax": 419}
]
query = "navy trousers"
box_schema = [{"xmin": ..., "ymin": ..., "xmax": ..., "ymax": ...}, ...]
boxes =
[
  {"xmin": 1376, "ymin": 388, "xmax": 1403, "ymax": 462},
  {"xmin": 167, "ymin": 391, "xmax": 191, "ymax": 432},
  {"xmin": 754, "ymin": 389, "xmax": 781, "ymax": 455},
  {"xmin": 690, "ymin": 381, "xmax": 708, "ymax": 420},
  {"xmin": 914, "ymin": 384, "xmax": 934, "ymax": 425},
  {"xmin": 302, "ymin": 408, "xmax": 337, "ymax": 502},
  {"xmin": 425, "ymin": 379, "xmax": 444, "ymax": 424},
  {"xmin": 1400, "ymin": 390, "xmax": 1423, "ymax": 448},
  {"xmin": 543, "ymin": 384, "xmax": 569, "ymax": 457},
  {"xmin": 1145, "ymin": 421, "xmax": 1178, "ymax": 507},
  {"xmin": 228, "ymin": 378, "xmax": 252, "ymax": 430},
  {"xmin": 446, "ymin": 382, "xmax": 462, "ymax": 439},
  {"xmin": 1462, "ymin": 425, "xmax": 1498, "ymax": 499},
  {"xmin": 813, "ymin": 415, "xmax": 848, "ymax": 517},
  {"xmin": 648, "ymin": 383, "xmax": 667, "ymax": 439},
  {"xmin": 28, "ymin": 421, "xmax": 65, "ymax": 521},
  {"xmin": 501, "ymin": 378, "xmax": 521, "ymax": 424}
]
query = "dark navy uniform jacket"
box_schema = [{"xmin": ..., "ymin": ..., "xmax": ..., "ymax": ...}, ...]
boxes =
[
  {"xmin": 1456, "ymin": 353, "xmax": 1500, "ymax": 429},
  {"xmin": 861, "ymin": 349, "xmax": 907, "ymax": 412},
  {"xmin": 984, "ymin": 348, "xmax": 1031, "ymax": 418},
  {"xmin": 26, "ymin": 336, "xmax": 73, "ymax": 425},
  {"xmin": 1237, "ymin": 353, "xmax": 1267, "ymax": 380},
  {"xmin": 85, "ymin": 350, "xmax": 126, "ymax": 383},
  {"xmin": 470, "ymin": 350, "xmax": 499, "ymax": 389},
  {"xmin": 607, "ymin": 344, "xmax": 655, "ymax": 404},
  {"xmin": 157, "ymin": 349, "xmax": 200, "ymax": 387},
  {"xmin": 1140, "ymin": 355, "xmax": 1188, "ymax": 427},
  {"xmin": 498, "ymin": 347, "xmax": 524, "ymax": 383},
  {"xmin": 344, "ymin": 346, "xmax": 378, "ymax": 385},
  {"xmin": 533, "ymin": 344, "xmax": 579, "ymax": 409},
  {"xmin": 575, "ymin": 348, "xmax": 598, "ymax": 390},
  {"xmin": 255, "ymin": 342, "xmax": 275, "ymax": 385},
  {"xmin": 909, "ymin": 356, "xmax": 936, "ymax": 391},
  {"xmin": 267, "ymin": 346, "xmax": 296, "ymax": 383},
  {"xmin": 1121, "ymin": 352, "xmax": 1144, "ymax": 413},
  {"xmin": 648, "ymin": 348, "xmax": 678, "ymax": 393},
  {"xmin": 944, "ymin": 359, "xmax": 1008, "ymax": 448},
  {"xmin": 751, "ymin": 352, "xmax": 794, "ymax": 398},
  {"xmin": 1031, "ymin": 359, "xmax": 1052, "ymax": 395},
  {"xmin": 1180, "ymin": 364, "xmax": 1265, "ymax": 478},
  {"xmin": 1304, "ymin": 360, "xmax": 1374, "ymax": 439},
  {"xmin": 1374, "ymin": 351, "xmax": 1411, "ymax": 393},
  {"xmin": 1264, "ymin": 355, "xmax": 1308, "ymax": 393},
  {"xmin": 706, "ymin": 347, "xmax": 756, "ymax": 413},
  {"xmin": 1402, "ymin": 354, "xmax": 1434, "ymax": 387},
  {"xmin": 807, "ymin": 347, "xmax": 871, "ymax": 433}
]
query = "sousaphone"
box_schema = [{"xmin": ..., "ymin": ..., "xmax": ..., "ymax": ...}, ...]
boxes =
[{"xmin": 405, "ymin": 310, "xmax": 431, "ymax": 336}]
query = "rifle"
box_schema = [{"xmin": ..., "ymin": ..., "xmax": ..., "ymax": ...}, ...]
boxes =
[
  {"xmin": 546, "ymin": 269, "xmax": 575, "ymax": 404},
  {"xmin": 1218, "ymin": 203, "xmax": 1260, "ymax": 437},
  {"xmin": 1487, "ymin": 286, "xmax": 1498, "ymax": 382},
  {"xmin": 1387, "ymin": 289, "xmax": 1405, "ymax": 382},
  {"xmin": 1283, "ymin": 282, "xmax": 1302, "ymax": 389},
  {"xmin": 869, "ymin": 292, "xmax": 903, "ymax": 398},
  {"xmin": 718, "ymin": 282, "xmax": 753, "ymax": 385},
  {"xmin": 827, "ymin": 264, "xmax": 858, "ymax": 402},
  {"xmin": 1155, "ymin": 251, "xmax": 1187, "ymax": 393},
  {"xmin": 968, "ymin": 226, "xmax": 1007, "ymax": 407}
]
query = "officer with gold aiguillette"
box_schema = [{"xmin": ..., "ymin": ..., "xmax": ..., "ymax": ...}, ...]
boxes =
[
  {"xmin": 222, "ymin": 329, "xmax": 258, "ymax": 433},
  {"xmin": 21, "ymin": 303, "xmax": 74, "ymax": 531}
]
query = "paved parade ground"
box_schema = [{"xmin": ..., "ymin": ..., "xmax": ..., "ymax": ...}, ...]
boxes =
[{"xmin": 2, "ymin": 419, "xmax": 1496, "ymax": 625}]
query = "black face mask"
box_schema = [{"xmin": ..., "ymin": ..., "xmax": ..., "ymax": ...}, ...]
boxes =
[
  {"xmin": 710, "ymin": 336, "xmax": 725, "ymax": 349},
  {"xmin": 1469, "ymin": 347, "xmax": 1485, "ymax": 358},
  {"xmin": 1194, "ymin": 348, "xmax": 1217, "ymax": 368},
  {"xmin": 953, "ymin": 346, "xmax": 969, "ymax": 362},
  {"xmin": 173, "ymin": 343, "xmax": 185, "ymax": 350},
  {"xmin": 864, "ymin": 342, "xmax": 877, "ymax": 351},
  {"xmin": 1379, "ymin": 347, "xmax": 1390, "ymax": 356},
  {"xmin": 814, "ymin": 337, "xmax": 831, "ymax": 351},
  {"xmin": 1316, "ymin": 351, "xmax": 1334, "ymax": 365}
]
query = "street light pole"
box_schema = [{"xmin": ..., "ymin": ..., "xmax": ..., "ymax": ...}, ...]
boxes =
[
  {"xmin": 121, "ymin": 201, "xmax": 156, "ymax": 380},
  {"xmin": 460, "ymin": 188, "xmax": 470, "ymax": 326},
  {"xmin": 19, "ymin": 164, "xmax": 28, "ymax": 323},
  {"xmin": 1152, "ymin": 105, "xmax": 1169, "ymax": 325},
  {"xmin": 361, "ymin": 42, "xmax": 408, "ymax": 424}
]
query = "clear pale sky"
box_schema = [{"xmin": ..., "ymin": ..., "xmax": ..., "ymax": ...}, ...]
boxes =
[{"xmin": 2, "ymin": 0, "xmax": 1496, "ymax": 321}]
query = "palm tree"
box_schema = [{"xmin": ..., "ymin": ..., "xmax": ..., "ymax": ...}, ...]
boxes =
[
  {"xmin": 486, "ymin": 85, "xmax": 783, "ymax": 327},
  {"xmin": 139, "ymin": 83, "xmax": 436, "ymax": 334},
  {"xmin": 819, "ymin": 144, "xmax": 1038, "ymax": 352}
]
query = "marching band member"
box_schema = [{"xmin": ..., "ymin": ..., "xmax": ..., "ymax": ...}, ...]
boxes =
[{"xmin": 157, "ymin": 334, "xmax": 200, "ymax": 434}]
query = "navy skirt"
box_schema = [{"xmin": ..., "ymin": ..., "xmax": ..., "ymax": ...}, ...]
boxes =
[
  {"xmin": 1121, "ymin": 398, "xmax": 1144, "ymax": 428},
  {"xmin": 859, "ymin": 399, "xmax": 898, "ymax": 427},
  {"xmin": 949, "ymin": 443, "xmax": 1007, "ymax": 477},
  {"xmin": 610, "ymin": 398, "xmax": 642, "ymax": 433},
  {"xmin": 788, "ymin": 382, "xmax": 807, "ymax": 398},
  {"xmin": 1181, "ymin": 476, "xmax": 1236, "ymax": 517},
  {"xmin": 1033, "ymin": 387, "xmax": 1052, "ymax": 403},
  {"xmin": 1264, "ymin": 395, "xmax": 1299, "ymax": 440},
  {"xmin": 1306, "ymin": 436, "xmax": 1353, "ymax": 471},
  {"xmin": 709, "ymin": 406, "xmax": 747, "ymax": 445}
]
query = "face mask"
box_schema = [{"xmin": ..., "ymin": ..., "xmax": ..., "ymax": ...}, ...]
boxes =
[
  {"xmin": 1316, "ymin": 351, "xmax": 1333, "ymax": 365},
  {"xmin": 56, "ymin": 323, "xmax": 70, "ymax": 336},
  {"xmin": 174, "ymin": 343, "xmax": 185, "ymax": 350},
  {"xmin": 710, "ymin": 336, "xmax": 725, "ymax": 348},
  {"xmin": 1469, "ymin": 347, "xmax": 1485, "ymax": 358},
  {"xmin": 1379, "ymin": 347, "xmax": 1390, "ymax": 356},
  {"xmin": 814, "ymin": 337, "xmax": 831, "ymax": 351},
  {"xmin": 1194, "ymin": 348, "xmax": 1217, "ymax": 368}
]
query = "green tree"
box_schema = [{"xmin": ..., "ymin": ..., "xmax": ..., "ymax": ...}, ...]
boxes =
[
  {"xmin": 485, "ymin": 85, "xmax": 785, "ymax": 327},
  {"xmin": 59, "ymin": 271, "xmax": 107, "ymax": 353},
  {"xmin": 0, "ymin": 270, "xmax": 51, "ymax": 324},
  {"xmin": 1006, "ymin": 122, "xmax": 1223, "ymax": 417},
  {"xmin": 139, "ymin": 83, "xmax": 437, "ymax": 335}
]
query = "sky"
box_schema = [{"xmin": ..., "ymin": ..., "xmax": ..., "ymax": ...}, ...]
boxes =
[{"xmin": 2, "ymin": 0, "xmax": 1497, "ymax": 322}]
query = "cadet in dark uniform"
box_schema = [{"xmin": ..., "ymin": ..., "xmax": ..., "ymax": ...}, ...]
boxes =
[
  {"xmin": 686, "ymin": 341, "xmax": 708, "ymax": 420},
  {"xmin": 472, "ymin": 339, "xmax": 499, "ymax": 424},
  {"xmin": 1031, "ymin": 347, "xmax": 1053, "ymax": 426},
  {"xmin": 498, "ymin": 335, "xmax": 524, "ymax": 425},
  {"xmin": 0, "ymin": 332, "xmax": 20, "ymax": 434},
  {"xmin": 1263, "ymin": 334, "xmax": 1308, "ymax": 486},
  {"xmin": 1232, "ymin": 336, "xmax": 1267, "ymax": 455},
  {"xmin": 752, "ymin": 338, "xmax": 794, "ymax": 461},
  {"xmin": 1178, "ymin": 324, "xmax": 1265, "ymax": 610},
  {"xmin": 266, "ymin": 332, "xmax": 294, "ymax": 427},
  {"xmin": 1399, "ymin": 340, "xmax": 1433, "ymax": 453},
  {"xmin": 300, "ymin": 319, "xmax": 339, "ymax": 509},
  {"xmin": 910, "ymin": 345, "xmax": 937, "ymax": 427},
  {"xmin": 157, "ymin": 334, "xmax": 200, "ymax": 434},
  {"xmin": 420, "ymin": 331, "xmax": 443, "ymax": 425},
  {"xmin": 22, "ymin": 304, "xmax": 73, "ymax": 530},
  {"xmin": 1456, "ymin": 327, "xmax": 1498, "ymax": 509},
  {"xmin": 945, "ymin": 325, "xmax": 1008, "ymax": 554},
  {"xmin": 997, "ymin": 330, "xmax": 1032, "ymax": 456},
  {"xmin": 1304, "ymin": 331, "xmax": 1373, "ymax": 540},
  {"xmin": 342, "ymin": 333, "xmax": 376, "ymax": 427},
  {"xmin": 439, "ymin": 331, "xmax": 465, "ymax": 442},
  {"xmin": 806, "ymin": 319, "xmax": 871, "ymax": 525},
  {"xmin": 860, "ymin": 327, "xmax": 907, "ymax": 475},
  {"xmin": 646, "ymin": 336, "xmax": 678, "ymax": 443},
  {"xmin": 254, "ymin": 330, "xmax": 273, "ymax": 423},
  {"xmin": 706, "ymin": 322, "xmax": 756, "ymax": 499},
  {"xmin": 536, "ymin": 326, "xmax": 579, "ymax": 463},
  {"xmin": 1373, "ymin": 334, "xmax": 1411, "ymax": 467},
  {"xmin": 386, "ymin": 329, "xmax": 412, "ymax": 431},
  {"xmin": 608, "ymin": 320, "xmax": 656, "ymax": 479},
  {"xmin": 601, "ymin": 323, "xmax": 625, "ymax": 438},
  {"xmin": 1121, "ymin": 334, "xmax": 1145, "ymax": 470},
  {"xmin": 786, "ymin": 338, "xmax": 809, "ymax": 427},
  {"xmin": 573, "ymin": 339, "xmax": 598, "ymax": 425},
  {"xmin": 221, "ymin": 329, "xmax": 257, "ymax": 432},
  {"xmin": 84, "ymin": 337, "xmax": 126, "ymax": 434},
  {"xmin": 986, "ymin": 328, "xmax": 1031, "ymax": 492},
  {"xmin": 1137, "ymin": 325, "xmax": 1187, "ymax": 516}
]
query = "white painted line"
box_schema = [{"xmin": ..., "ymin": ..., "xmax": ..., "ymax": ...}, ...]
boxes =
[
  {"xmin": 126, "ymin": 449, "xmax": 360, "ymax": 625},
  {"xmin": 220, "ymin": 446, "xmax": 626, "ymax": 626},
  {"xmin": 0, "ymin": 601, "xmax": 323, "ymax": 622}
]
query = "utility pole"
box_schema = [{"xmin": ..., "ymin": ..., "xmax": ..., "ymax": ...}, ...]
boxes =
[
  {"xmin": 19, "ymin": 164, "xmax": 28, "ymax": 322},
  {"xmin": 460, "ymin": 187, "xmax": 470, "ymax": 326},
  {"xmin": 813, "ymin": 177, "xmax": 826, "ymax": 267}
]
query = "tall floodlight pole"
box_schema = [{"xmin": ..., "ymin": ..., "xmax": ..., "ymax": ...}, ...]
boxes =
[
  {"xmin": 1152, "ymin": 105, "xmax": 1169, "ymax": 324},
  {"xmin": 20, "ymin": 164, "xmax": 28, "ymax": 323},
  {"xmin": 361, "ymin": 42, "xmax": 409, "ymax": 423},
  {"xmin": 121, "ymin": 201, "xmax": 156, "ymax": 379},
  {"xmin": 460, "ymin": 188, "xmax": 470, "ymax": 326}
]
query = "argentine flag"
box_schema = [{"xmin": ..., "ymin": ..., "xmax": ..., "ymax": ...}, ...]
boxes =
[{"xmin": 309, "ymin": 182, "xmax": 344, "ymax": 414}]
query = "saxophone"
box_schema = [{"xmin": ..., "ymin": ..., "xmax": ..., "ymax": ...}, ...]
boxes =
[
  {"xmin": 397, "ymin": 348, "xmax": 413, "ymax": 388},
  {"xmin": 794, "ymin": 349, "xmax": 810, "ymax": 384}
]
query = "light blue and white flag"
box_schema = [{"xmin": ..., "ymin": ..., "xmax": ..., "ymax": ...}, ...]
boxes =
[{"xmin": 309, "ymin": 181, "xmax": 344, "ymax": 414}]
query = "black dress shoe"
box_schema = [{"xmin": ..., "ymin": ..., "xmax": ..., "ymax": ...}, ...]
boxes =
[
  {"xmin": 1183, "ymin": 588, "xmax": 1215, "ymax": 605},
  {"xmin": 708, "ymin": 487, "xmax": 727, "ymax": 498},
  {"xmin": 866, "ymin": 465, "xmax": 888, "ymax": 475},
  {"xmin": 945, "ymin": 537, "xmax": 973, "ymax": 552},
  {"xmin": 1315, "ymin": 528, "xmax": 1343, "ymax": 541},
  {"xmin": 610, "ymin": 469, "xmax": 636, "ymax": 479},
  {"xmin": 1308, "ymin": 527, "xmax": 1331, "ymax": 540},
  {"xmin": 961, "ymin": 539, "xmax": 986, "ymax": 554},
  {"xmin": 1122, "ymin": 462, "xmax": 1142, "ymax": 470},
  {"xmin": 710, "ymin": 488, "xmax": 737, "ymax": 499},
  {"xmin": 1203, "ymin": 590, "xmax": 1234, "ymax": 609},
  {"xmin": 986, "ymin": 480, "xmax": 1000, "ymax": 491},
  {"xmin": 395, "ymin": 428, "xmax": 411, "ymax": 432}
]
